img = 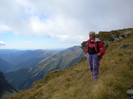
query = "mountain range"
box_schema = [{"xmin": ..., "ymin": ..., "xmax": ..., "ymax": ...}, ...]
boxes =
[
  {"xmin": 0, "ymin": 46, "xmax": 84, "ymax": 90},
  {"xmin": 0, "ymin": 58, "xmax": 13, "ymax": 73}
]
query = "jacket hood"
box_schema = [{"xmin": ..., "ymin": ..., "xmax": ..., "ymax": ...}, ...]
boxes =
[{"xmin": 95, "ymin": 38, "xmax": 101, "ymax": 42}]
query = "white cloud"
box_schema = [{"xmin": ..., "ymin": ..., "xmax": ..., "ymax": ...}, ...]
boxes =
[
  {"xmin": 0, "ymin": 0, "xmax": 133, "ymax": 43},
  {"xmin": 0, "ymin": 24, "xmax": 12, "ymax": 33},
  {"xmin": 0, "ymin": 41, "xmax": 6, "ymax": 46},
  {"xmin": 24, "ymin": 41, "xmax": 32, "ymax": 43}
]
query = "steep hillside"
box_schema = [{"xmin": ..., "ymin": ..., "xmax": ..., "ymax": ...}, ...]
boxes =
[
  {"xmin": 9, "ymin": 50, "xmax": 53, "ymax": 65},
  {"xmin": 5, "ymin": 46, "xmax": 84, "ymax": 90},
  {"xmin": 8, "ymin": 50, "xmax": 57, "ymax": 72},
  {"xmin": 6, "ymin": 28, "xmax": 133, "ymax": 99},
  {"xmin": 0, "ymin": 50, "xmax": 57, "ymax": 73},
  {"xmin": 38, "ymin": 46, "xmax": 84, "ymax": 70},
  {"xmin": 0, "ymin": 72, "xmax": 17, "ymax": 99},
  {"xmin": 0, "ymin": 50, "xmax": 25, "ymax": 65},
  {"xmin": 7, "ymin": 50, "xmax": 56, "ymax": 66},
  {"xmin": 0, "ymin": 58, "xmax": 13, "ymax": 73}
]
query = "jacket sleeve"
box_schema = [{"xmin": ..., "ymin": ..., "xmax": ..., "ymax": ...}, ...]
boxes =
[{"xmin": 98, "ymin": 41, "xmax": 105, "ymax": 55}]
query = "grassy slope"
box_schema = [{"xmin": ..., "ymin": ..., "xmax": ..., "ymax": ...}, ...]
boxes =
[{"xmin": 6, "ymin": 32, "xmax": 133, "ymax": 99}]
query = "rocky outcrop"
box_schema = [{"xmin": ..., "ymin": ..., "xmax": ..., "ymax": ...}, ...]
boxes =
[
  {"xmin": 126, "ymin": 89, "xmax": 133, "ymax": 99},
  {"xmin": 81, "ymin": 28, "xmax": 133, "ymax": 52}
]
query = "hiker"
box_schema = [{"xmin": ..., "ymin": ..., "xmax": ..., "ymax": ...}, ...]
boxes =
[{"xmin": 86, "ymin": 31, "xmax": 105, "ymax": 79}]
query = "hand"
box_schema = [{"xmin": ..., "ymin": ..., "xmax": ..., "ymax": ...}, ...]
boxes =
[{"xmin": 98, "ymin": 53, "xmax": 101, "ymax": 56}]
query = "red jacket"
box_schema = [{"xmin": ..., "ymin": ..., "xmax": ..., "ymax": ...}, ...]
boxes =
[{"xmin": 86, "ymin": 38, "xmax": 105, "ymax": 59}]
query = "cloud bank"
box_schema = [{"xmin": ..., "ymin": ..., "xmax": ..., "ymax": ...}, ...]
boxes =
[
  {"xmin": 0, "ymin": 0, "xmax": 133, "ymax": 43},
  {"xmin": 0, "ymin": 41, "xmax": 6, "ymax": 46}
]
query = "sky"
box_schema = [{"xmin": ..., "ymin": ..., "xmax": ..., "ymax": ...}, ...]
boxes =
[{"xmin": 0, "ymin": 0, "xmax": 133, "ymax": 50}]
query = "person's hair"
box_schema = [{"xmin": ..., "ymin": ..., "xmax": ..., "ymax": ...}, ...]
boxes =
[{"xmin": 89, "ymin": 31, "xmax": 95, "ymax": 37}]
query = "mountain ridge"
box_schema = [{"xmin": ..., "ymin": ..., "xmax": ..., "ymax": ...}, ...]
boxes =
[
  {"xmin": 5, "ymin": 46, "xmax": 84, "ymax": 90},
  {"xmin": 0, "ymin": 58, "xmax": 13, "ymax": 73}
]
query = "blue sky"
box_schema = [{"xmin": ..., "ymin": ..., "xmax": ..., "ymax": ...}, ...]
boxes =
[
  {"xmin": 0, "ymin": 32, "xmax": 78, "ymax": 49},
  {"xmin": 0, "ymin": 0, "xmax": 133, "ymax": 50}
]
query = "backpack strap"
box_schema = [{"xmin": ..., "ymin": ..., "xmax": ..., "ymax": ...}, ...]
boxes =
[{"xmin": 97, "ymin": 41, "xmax": 100, "ymax": 52}]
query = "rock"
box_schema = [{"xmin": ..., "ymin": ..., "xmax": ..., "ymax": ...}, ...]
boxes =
[
  {"xmin": 117, "ymin": 44, "xmax": 131, "ymax": 50},
  {"xmin": 121, "ymin": 34, "xmax": 127, "ymax": 38},
  {"xmin": 123, "ymin": 31, "xmax": 132, "ymax": 35},
  {"xmin": 119, "ymin": 44, "xmax": 131, "ymax": 49},
  {"xmin": 81, "ymin": 41, "xmax": 87, "ymax": 52},
  {"xmin": 119, "ymin": 36, "xmax": 124, "ymax": 40},
  {"xmin": 123, "ymin": 34, "xmax": 128, "ymax": 38},
  {"xmin": 102, "ymin": 40, "xmax": 111, "ymax": 45},
  {"xmin": 35, "ymin": 95, "xmax": 38, "ymax": 98},
  {"xmin": 114, "ymin": 38, "xmax": 119, "ymax": 42},
  {"xmin": 110, "ymin": 60, "xmax": 115, "ymax": 63},
  {"xmin": 126, "ymin": 89, "xmax": 133, "ymax": 97},
  {"xmin": 110, "ymin": 34, "xmax": 117, "ymax": 39},
  {"xmin": 110, "ymin": 33, "xmax": 121, "ymax": 42}
]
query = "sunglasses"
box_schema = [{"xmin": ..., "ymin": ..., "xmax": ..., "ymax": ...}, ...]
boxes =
[{"xmin": 89, "ymin": 35, "xmax": 94, "ymax": 36}]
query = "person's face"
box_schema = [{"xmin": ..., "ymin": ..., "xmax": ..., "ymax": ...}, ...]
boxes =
[{"xmin": 89, "ymin": 34, "xmax": 94, "ymax": 39}]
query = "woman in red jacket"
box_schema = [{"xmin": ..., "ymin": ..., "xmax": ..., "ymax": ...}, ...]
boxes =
[{"xmin": 86, "ymin": 31, "xmax": 105, "ymax": 79}]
